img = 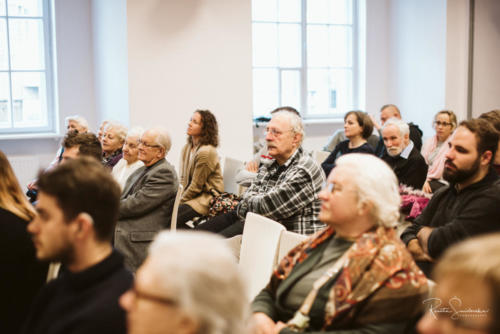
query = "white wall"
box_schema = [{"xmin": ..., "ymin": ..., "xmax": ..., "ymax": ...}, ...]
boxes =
[
  {"xmin": 126, "ymin": 0, "xmax": 254, "ymax": 169},
  {"xmin": 472, "ymin": 0, "xmax": 500, "ymax": 117},
  {"xmin": 91, "ymin": 0, "xmax": 130, "ymax": 125}
]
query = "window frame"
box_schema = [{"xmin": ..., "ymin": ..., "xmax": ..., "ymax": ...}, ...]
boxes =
[
  {"xmin": 0, "ymin": 0, "xmax": 57, "ymax": 135},
  {"xmin": 252, "ymin": 0, "xmax": 360, "ymax": 120}
]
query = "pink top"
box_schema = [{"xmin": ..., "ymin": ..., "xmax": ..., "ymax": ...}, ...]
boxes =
[{"xmin": 421, "ymin": 132, "xmax": 454, "ymax": 181}]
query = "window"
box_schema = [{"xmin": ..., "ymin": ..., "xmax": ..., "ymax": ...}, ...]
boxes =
[
  {"xmin": 0, "ymin": 0, "xmax": 55, "ymax": 135},
  {"xmin": 252, "ymin": 0, "xmax": 360, "ymax": 119}
]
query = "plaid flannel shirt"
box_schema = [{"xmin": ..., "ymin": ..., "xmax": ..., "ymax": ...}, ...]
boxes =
[{"xmin": 236, "ymin": 147, "xmax": 326, "ymax": 234}]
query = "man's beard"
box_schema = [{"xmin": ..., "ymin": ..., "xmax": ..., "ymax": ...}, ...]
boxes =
[
  {"xmin": 387, "ymin": 145, "xmax": 404, "ymax": 157},
  {"xmin": 443, "ymin": 157, "xmax": 481, "ymax": 184}
]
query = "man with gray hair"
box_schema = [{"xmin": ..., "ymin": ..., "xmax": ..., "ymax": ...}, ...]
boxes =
[
  {"xmin": 197, "ymin": 110, "xmax": 325, "ymax": 237},
  {"xmin": 115, "ymin": 127, "xmax": 179, "ymax": 271},
  {"xmin": 119, "ymin": 231, "xmax": 249, "ymax": 334},
  {"xmin": 381, "ymin": 118, "xmax": 428, "ymax": 189}
]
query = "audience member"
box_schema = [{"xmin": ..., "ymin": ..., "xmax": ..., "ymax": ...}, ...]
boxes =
[
  {"xmin": 401, "ymin": 118, "xmax": 500, "ymax": 277},
  {"xmin": 196, "ymin": 110, "xmax": 325, "ymax": 237},
  {"xmin": 321, "ymin": 110, "xmax": 375, "ymax": 176},
  {"xmin": 177, "ymin": 110, "xmax": 224, "ymax": 228},
  {"xmin": 0, "ymin": 151, "xmax": 47, "ymax": 334},
  {"xmin": 372, "ymin": 104, "xmax": 423, "ymax": 156},
  {"xmin": 479, "ymin": 109, "xmax": 500, "ymax": 174},
  {"xmin": 115, "ymin": 127, "xmax": 178, "ymax": 271},
  {"xmin": 250, "ymin": 154, "xmax": 428, "ymax": 334},
  {"xmin": 97, "ymin": 120, "xmax": 110, "ymax": 143},
  {"xmin": 381, "ymin": 118, "xmax": 428, "ymax": 188},
  {"xmin": 120, "ymin": 231, "xmax": 249, "ymax": 334},
  {"xmin": 24, "ymin": 157, "xmax": 132, "ymax": 334},
  {"xmin": 418, "ymin": 234, "xmax": 500, "ymax": 334},
  {"xmin": 421, "ymin": 110, "xmax": 457, "ymax": 193},
  {"xmin": 112, "ymin": 127, "xmax": 144, "ymax": 190},
  {"xmin": 61, "ymin": 131, "xmax": 103, "ymax": 163},
  {"xmin": 236, "ymin": 106, "xmax": 300, "ymax": 187},
  {"xmin": 102, "ymin": 122, "xmax": 127, "ymax": 169}
]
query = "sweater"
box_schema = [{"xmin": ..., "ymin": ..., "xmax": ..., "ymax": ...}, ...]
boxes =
[
  {"xmin": 22, "ymin": 250, "xmax": 133, "ymax": 334},
  {"xmin": 321, "ymin": 140, "xmax": 374, "ymax": 176}
]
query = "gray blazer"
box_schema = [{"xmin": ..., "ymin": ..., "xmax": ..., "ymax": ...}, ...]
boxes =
[{"xmin": 115, "ymin": 158, "xmax": 178, "ymax": 271}]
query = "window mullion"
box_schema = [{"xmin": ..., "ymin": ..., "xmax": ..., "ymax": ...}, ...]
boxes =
[
  {"xmin": 4, "ymin": 0, "xmax": 14, "ymax": 129},
  {"xmin": 300, "ymin": 0, "xmax": 307, "ymax": 117}
]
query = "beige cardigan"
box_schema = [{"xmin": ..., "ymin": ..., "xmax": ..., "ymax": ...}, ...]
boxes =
[{"xmin": 179, "ymin": 143, "xmax": 224, "ymax": 215}]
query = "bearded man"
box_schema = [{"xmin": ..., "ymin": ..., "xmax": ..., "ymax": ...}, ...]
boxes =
[
  {"xmin": 401, "ymin": 118, "xmax": 500, "ymax": 277},
  {"xmin": 381, "ymin": 118, "xmax": 428, "ymax": 189}
]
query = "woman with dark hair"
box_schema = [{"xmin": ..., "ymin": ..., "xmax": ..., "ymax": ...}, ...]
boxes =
[
  {"xmin": 321, "ymin": 111, "xmax": 375, "ymax": 176},
  {"xmin": 0, "ymin": 151, "xmax": 47, "ymax": 333},
  {"xmin": 177, "ymin": 110, "xmax": 224, "ymax": 228},
  {"xmin": 421, "ymin": 110, "xmax": 457, "ymax": 193}
]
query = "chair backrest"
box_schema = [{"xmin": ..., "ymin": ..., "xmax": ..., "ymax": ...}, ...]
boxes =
[
  {"xmin": 223, "ymin": 156, "xmax": 245, "ymax": 194},
  {"xmin": 170, "ymin": 184, "xmax": 184, "ymax": 232},
  {"xmin": 312, "ymin": 150, "xmax": 330, "ymax": 165},
  {"xmin": 276, "ymin": 230, "xmax": 308, "ymax": 265},
  {"xmin": 239, "ymin": 212, "xmax": 285, "ymax": 300}
]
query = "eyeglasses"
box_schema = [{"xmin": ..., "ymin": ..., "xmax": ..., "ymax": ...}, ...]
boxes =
[
  {"xmin": 138, "ymin": 140, "xmax": 162, "ymax": 149},
  {"xmin": 266, "ymin": 127, "xmax": 293, "ymax": 137},
  {"xmin": 323, "ymin": 182, "xmax": 342, "ymax": 194},
  {"xmin": 434, "ymin": 121, "xmax": 452, "ymax": 127},
  {"xmin": 127, "ymin": 286, "xmax": 178, "ymax": 306}
]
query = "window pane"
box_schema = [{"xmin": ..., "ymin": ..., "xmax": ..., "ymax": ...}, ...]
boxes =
[
  {"xmin": 308, "ymin": 0, "xmax": 352, "ymax": 24},
  {"xmin": 278, "ymin": 23, "xmax": 301, "ymax": 67},
  {"xmin": 281, "ymin": 70, "xmax": 301, "ymax": 110},
  {"xmin": 0, "ymin": 19, "xmax": 8, "ymax": 70},
  {"xmin": 7, "ymin": 0, "xmax": 43, "ymax": 17},
  {"xmin": 307, "ymin": 68, "xmax": 352, "ymax": 115},
  {"xmin": 253, "ymin": 23, "xmax": 278, "ymax": 67},
  {"xmin": 9, "ymin": 18, "xmax": 45, "ymax": 70},
  {"xmin": 0, "ymin": 73, "xmax": 11, "ymax": 128},
  {"xmin": 328, "ymin": 26, "xmax": 352, "ymax": 67},
  {"xmin": 278, "ymin": 0, "xmax": 301, "ymax": 22},
  {"xmin": 11, "ymin": 71, "xmax": 47, "ymax": 127},
  {"xmin": 0, "ymin": 1, "xmax": 5, "ymax": 16},
  {"xmin": 307, "ymin": 25, "xmax": 329, "ymax": 67},
  {"xmin": 253, "ymin": 68, "xmax": 279, "ymax": 117},
  {"xmin": 252, "ymin": 0, "xmax": 277, "ymax": 21}
]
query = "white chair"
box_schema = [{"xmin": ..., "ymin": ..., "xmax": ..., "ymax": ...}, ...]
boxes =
[
  {"xmin": 312, "ymin": 150, "xmax": 330, "ymax": 165},
  {"xmin": 222, "ymin": 156, "xmax": 245, "ymax": 195},
  {"xmin": 239, "ymin": 212, "xmax": 285, "ymax": 299},
  {"xmin": 170, "ymin": 184, "xmax": 184, "ymax": 232},
  {"xmin": 276, "ymin": 230, "xmax": 308, "ymax": 265}
]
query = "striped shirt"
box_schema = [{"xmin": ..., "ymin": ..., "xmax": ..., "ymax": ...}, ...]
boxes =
[{"xmin": 236, "ymin": 147, "xmax": 326, "ymax": 235}]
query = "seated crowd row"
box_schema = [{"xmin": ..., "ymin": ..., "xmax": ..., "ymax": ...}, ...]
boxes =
[{"xmin": 1, "ymin": 105, "xmax": 500, "ymax": 334}]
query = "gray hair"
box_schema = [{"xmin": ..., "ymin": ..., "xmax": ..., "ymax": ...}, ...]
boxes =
[
  {"xmin": 272, "ymin": 110, "xmax": 305, "ymax": 145},
  {"xmin": 106, "ymin": 122, "xmax": 128, "ymax": 144},
  {"xmin": 148, "ymin": 126, "xmax": 172, "ymax": 154},
  {"xmin": 148, "ymin": 231, "xmax": 249, "ymax": 334},
  {"xmin": 335, "ymin": 154, "xmax": 400, "ymax": 227},
  {"xmin": 382, "ymin": 117, "xmax": 410, "ymax": 138},
  {"xmin": 65, "ymin": 115, "xmax": 88, "ymax": 131},
  {"xmin": 126, "ymin": 126, "xmax": 144, "ymax": 141}
]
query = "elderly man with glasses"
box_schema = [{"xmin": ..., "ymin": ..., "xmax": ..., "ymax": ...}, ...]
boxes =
[
  {"xmin": 196, "ymin": 110, "xmax": 325, "ymax": 237},
  {"xmin": 115, "ymin": 127, "xmax": 179, "ymax": 272}
]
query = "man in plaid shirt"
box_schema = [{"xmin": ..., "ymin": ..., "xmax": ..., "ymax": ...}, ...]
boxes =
[{"xmin": 196, "ymin": 110, "xmax": 326, "ymax": 237}]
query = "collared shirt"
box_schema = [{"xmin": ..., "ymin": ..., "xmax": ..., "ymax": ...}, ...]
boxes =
[
  {"xmin": 400, "ymin": 140, "xmax": 414, "ymax": 159},
  {"xmin": 236, "ymin": 147, "xmax": 326, "ymax": 235}
]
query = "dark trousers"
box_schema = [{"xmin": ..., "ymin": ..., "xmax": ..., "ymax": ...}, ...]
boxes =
[
  {"xmin": 195, "ymin": 210, "xmax": 244, "ymax": 237},
  {"xmin": 176, "ymin": 204, "xmax": 202, "ymax": 229}
]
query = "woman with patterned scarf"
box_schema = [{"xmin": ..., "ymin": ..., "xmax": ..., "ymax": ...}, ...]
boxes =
[{"xmin": 250, "ymin": 154, "xmax": 428, "ymax": 334}]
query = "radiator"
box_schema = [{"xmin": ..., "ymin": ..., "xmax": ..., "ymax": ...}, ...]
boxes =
[{"xmin": 8, "ymin": 155, "xmax": 40, "ymax": 191}]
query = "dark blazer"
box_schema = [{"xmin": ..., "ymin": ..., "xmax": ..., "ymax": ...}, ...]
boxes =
[
  {"xmin": 382, "ymin": 145, "xmax": 428, "ymax": 189},
  {"xmin": 114, "ymin": 158, "xmax": 178, "ymax": 271},
  {"xmin": 0, "ymin": 208, "xmax": 48, "ymax": 334}
]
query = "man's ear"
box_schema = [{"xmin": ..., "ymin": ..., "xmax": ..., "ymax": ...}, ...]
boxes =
[
  {"xmin": 292, "ymin": 132, "xmax": 302, "ymax": 147},
  {"xmin": 74, "ymin": 212, "xmax": 94, "ymax": 238},
  {"xmin": 480, "ymin": 150, "xmax": 493, "ymax": 166}
]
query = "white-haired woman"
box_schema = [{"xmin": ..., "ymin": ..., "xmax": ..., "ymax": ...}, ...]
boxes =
[
  {"xmin": 112, "ymin": 127, "xmax": 144, "ymax": 190},
  {"xmin": 250, "ymin": 154, "xmax": 428, "ymax": 334},
  {"xmin": 120, "ymin": 231, "xmax": 249, "ymax": 334},
  {"xmin": 102, "ymin": 122, "xmax": 127, "ymax": 169}
]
